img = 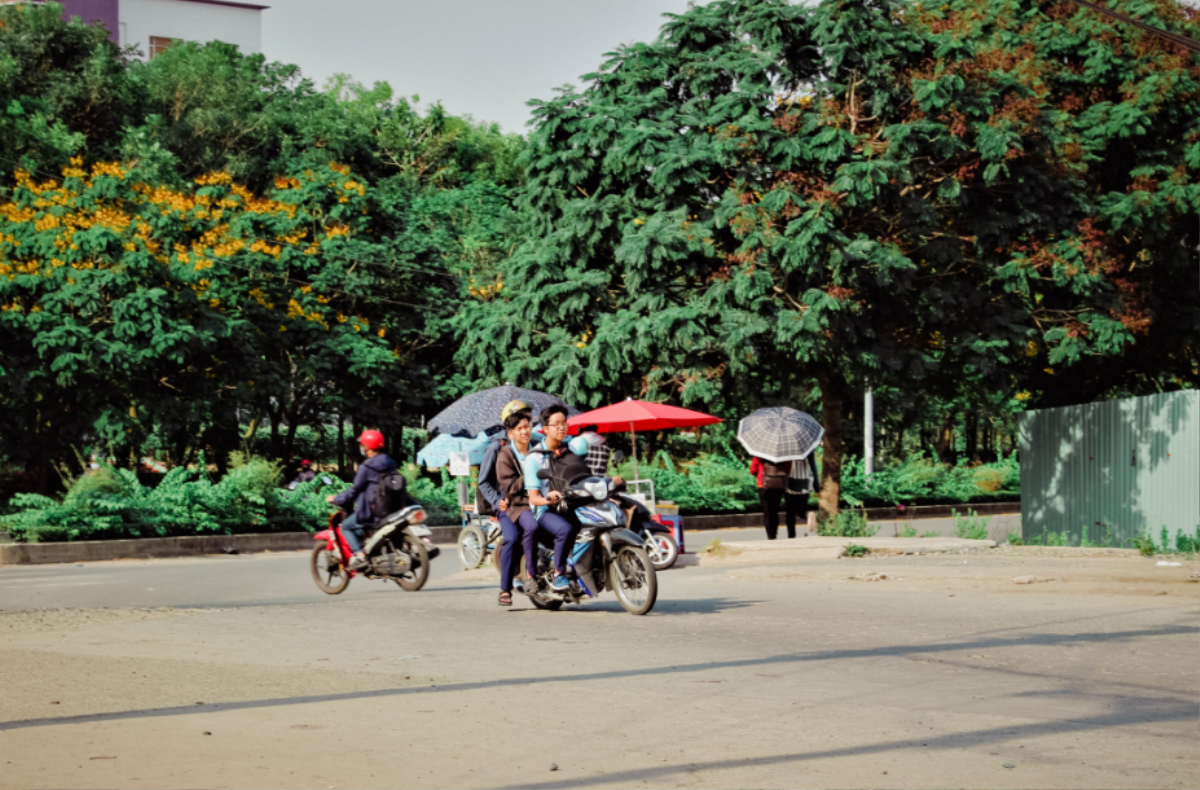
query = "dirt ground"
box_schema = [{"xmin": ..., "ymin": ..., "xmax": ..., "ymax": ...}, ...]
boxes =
[{"xmin": 1, "ymin": 548, "xmax": 1196, "ymax": 790}]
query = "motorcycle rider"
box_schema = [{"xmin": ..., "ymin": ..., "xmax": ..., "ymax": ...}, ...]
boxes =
[
  {"xmin": 522, "ymin": 404, "xmax": 589, "ymax": 593},
  {"xmin": 292, "ymin": 459, "xmax": 316, "ymax": 485},
  {"xmin": 325, "ymin": 429, "xmax": 397, "ymax": 571}
]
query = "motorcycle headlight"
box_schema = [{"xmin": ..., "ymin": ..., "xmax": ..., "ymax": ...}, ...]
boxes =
[{"xmin": 584, "ymin": 480, "xmax": 609, "ymax": 500}]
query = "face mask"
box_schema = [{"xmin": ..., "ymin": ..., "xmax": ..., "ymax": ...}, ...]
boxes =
[{"xmin": 359, "ymin": 446, "xmax": 368, "ymax": 458}]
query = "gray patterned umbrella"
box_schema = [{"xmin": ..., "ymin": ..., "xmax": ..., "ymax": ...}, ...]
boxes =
[
  {"xmin": 427, "ymin": 385, "xmax": 579, "ymax": 437},
  {"xmin": 737, "ymin": 407, "xmax": 824, "ymax": 463}
]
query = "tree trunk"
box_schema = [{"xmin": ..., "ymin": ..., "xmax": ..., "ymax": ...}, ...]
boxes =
[
  {"xmin": 816, "ymin": 372, "xmax": 844, "ymax": 520},
  {"xmin": 965, "ymin": 412, "xmax": 979, "ymax": 463}
]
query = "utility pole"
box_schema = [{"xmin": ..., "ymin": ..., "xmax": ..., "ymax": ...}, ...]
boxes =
[{"xmin": 864, "ymin": 385, "xmax": 875, "ymax": 476}]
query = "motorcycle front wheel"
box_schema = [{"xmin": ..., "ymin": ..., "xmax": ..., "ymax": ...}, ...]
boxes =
[
  {"xmin": 395, "ymin": 536, "xmax": 430, "ymax": 591},
  {"xmin": 610, "ymin": 545, "xmax": 657, "ymax": 615},
  {"xmin": 458, "ymin": 523, "xmax": 487, "ymax": 569},
  {"xmin": 310, "ymin": 543, "xmax": 350, "ymax": 595},
  {"xmin": 645, "ymin": 532, "xmax": 679, "ymax": 571}
]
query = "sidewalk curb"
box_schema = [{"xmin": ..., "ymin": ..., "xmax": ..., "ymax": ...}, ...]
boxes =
[{"xmin": 0, "ymin": 526, "xmax": 462, "ymax": 566}]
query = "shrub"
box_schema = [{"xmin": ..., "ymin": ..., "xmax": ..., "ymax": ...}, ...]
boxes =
[
  {"xmin": 1, "ymin": 455, "xmax": 340, "ymax": 542},
  {"xmin": 952, "ymin": 508, "xmax": 990, "ymax": 540},
  {"xmin": 818, "ymin": 509, "xmax": 878, "ymax": 538}
]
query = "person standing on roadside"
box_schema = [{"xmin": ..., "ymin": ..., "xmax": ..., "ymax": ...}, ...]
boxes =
[
  {"xmin": 784, "ymin": 455, "xmax": 821, "ymax": 538},
  {"xmin": 749, "ymin": 456, "xmax": 791, "ymax": 540}
]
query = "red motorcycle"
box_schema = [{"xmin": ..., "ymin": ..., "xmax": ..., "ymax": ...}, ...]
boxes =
[{"xmin": 310, "ymin": 504, "xmax": 439, "ymax": 594}]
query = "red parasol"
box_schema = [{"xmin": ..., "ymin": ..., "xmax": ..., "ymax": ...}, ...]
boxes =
[{"xmin": 568, "ymin": 398, "xmax": 722, "ymax": 480}]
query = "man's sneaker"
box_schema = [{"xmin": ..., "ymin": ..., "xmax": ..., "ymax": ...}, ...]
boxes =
[
  {"xmin": 551, "ymin": 574, "xmax": 571, "ymax": 592},
  {"xmin": 348, "ymin": 556, "xmax": 369, "ymax": 571}
]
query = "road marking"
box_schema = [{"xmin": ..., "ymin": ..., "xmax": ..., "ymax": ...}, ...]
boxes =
[{"xmin": 0, "ymin": 578, "xmax": 112, "ymax": 583}]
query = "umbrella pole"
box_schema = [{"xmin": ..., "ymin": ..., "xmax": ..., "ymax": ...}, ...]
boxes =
[{"xmin": 630, "ymin": 423, "xmax": 639, "ymax": 482}]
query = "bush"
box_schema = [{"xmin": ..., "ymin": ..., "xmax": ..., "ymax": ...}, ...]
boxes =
[
  {"xmin": 1, "ymin": 455, "xmax": 341, "ymax": 542},
  {"xmin": 818, "ymin": 509, "xmax": 878, "ymax": 538},
  {"xmin": 840, "ymin": 453, "xmax": 1019, "ymax": 507},
  {"xmin": 952, "ymin": 509, "xmax": 990, "ymax": 540}
]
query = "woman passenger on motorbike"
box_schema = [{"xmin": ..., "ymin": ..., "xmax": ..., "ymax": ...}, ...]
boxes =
[{"xmin": 488, "ymin": 404, "xmax": 536, "ymax": 606}]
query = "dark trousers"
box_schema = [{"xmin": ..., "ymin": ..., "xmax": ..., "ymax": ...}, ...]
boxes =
[
  {"xmin": 760, "ymin": 488, "xmax": 785, "ymax": 540},
  {"xmin": 518, "ymin": 510, "xmax": 575, "ymax": 576},
  {"xmin": 784, "ymin": 492, "xmax": 808, "ymax": 537},
  {"xmin": 497, "ymin": 513, "xmax": 521, "ymax": 592}
]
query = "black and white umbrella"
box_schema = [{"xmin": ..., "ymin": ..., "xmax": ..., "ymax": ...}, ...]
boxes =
[
  {"xmin": 427, "ymin": 385, "xmax": 579, "ymax": 437},
  {"xmin": 737, "ymin": 407, "xmax": 824, "ymax": 463}
]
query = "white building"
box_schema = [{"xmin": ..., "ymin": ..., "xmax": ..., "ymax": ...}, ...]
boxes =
[{"xmin": 34, "ymin": 0, "xmax": 267, "ymax": 59}]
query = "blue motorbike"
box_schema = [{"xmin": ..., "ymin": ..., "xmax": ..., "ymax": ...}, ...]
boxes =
[{"xmin": 518, "ymin": 474, "xmax": 658, "ymax": 615}]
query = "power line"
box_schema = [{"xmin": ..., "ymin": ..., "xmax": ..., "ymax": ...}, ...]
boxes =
[{"xmin": 1068, "ymin": 0, "xmax": 1200, "ymax": 53}]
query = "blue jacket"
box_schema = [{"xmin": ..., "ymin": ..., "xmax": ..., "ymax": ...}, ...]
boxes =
[
  {"xmin": 333, "ymin": 453, "xmax": 398, "ymax": 526},
  {"xmin": 475, "ymin": 437, "xmax": 508, "ymax": 515}
]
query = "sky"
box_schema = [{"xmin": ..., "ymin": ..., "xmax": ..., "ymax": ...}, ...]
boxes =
[{"xmin": 260, "ymin": 0, "xmax": 697, "ymax": 135}]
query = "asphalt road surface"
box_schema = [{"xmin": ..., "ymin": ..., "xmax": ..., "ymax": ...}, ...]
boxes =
[{"xmin": 1, "ymin": 546, "xmax": 1196, "ymax": 789}]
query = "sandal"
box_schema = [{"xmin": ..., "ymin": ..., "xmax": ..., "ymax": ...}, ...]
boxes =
[{"xmin": 498, "ymin": 591, "xmax": 513, "ymax": 606}]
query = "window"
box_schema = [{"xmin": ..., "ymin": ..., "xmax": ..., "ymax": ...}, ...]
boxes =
[{"xmin": 149, "ymin": 36, "xmax": 177, "ymax": 58}]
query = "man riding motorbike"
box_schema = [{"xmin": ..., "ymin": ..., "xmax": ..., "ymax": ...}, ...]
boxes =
[{"xmin": 324, "ymin": 429, "xmax": 397, "ymax": 571}]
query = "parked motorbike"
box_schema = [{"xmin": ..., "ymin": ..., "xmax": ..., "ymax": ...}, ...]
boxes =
[
  {"xmin": 631, "ymin": 516, "xmax": 680, "ymax": 571},
  {"xmin": 518, "ymin": 473, "xmax": 658, "ymax": 615},
  {"xmin": 310, "ymin": 477, "xmax": 439, "ymax": 594}
]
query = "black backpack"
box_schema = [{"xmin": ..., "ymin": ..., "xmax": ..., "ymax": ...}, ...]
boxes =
[
  {"xmin": 371, "ymin": 472, "xmax": 411, "ymax": 520},
  {"xmin": 542, "ymin": 446, "xmax": 593, "ymax": 498}
]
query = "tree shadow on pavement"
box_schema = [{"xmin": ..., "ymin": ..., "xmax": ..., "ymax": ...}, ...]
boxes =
[
  {"xmin": 1, "ymin": 622, "xmax": 1194, "ymax": 732},
  {"xmin": 503, "ymin": 696, "xmax": 1198, "ymax": 789}
]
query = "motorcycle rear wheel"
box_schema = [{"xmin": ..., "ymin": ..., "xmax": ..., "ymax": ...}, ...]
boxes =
[
  {"xmin": 646, "ymin": 532, "xmax": 679, "ymax": 571},
  {"xmin": 610, "ymin": 545, "xmax": 657, "ymax": 615},
  {"xmin": 395, "ymin": 536, "xmax": 430, "ymax": 591},
  {"xmin": 310, "ymin": 544, "xmax": 350, "ymax": 595},
  {"xmin": 458, "ymin": 523, "xmax": 487, "ymax": 569}
]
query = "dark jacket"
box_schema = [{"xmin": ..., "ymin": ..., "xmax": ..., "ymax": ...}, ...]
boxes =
[
  {"xmin": 476, "ymin": 437, "xmax": 508, "ymax": 516},
  {"xmin": 495, "ymin": 444, "xmax": 532, "ymax": 523},
  {"xmin": 332, "ymin": 453, "xmax": 397, "ymax": 527}
]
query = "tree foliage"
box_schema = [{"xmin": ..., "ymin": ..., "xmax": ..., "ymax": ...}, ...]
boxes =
[{"xmin": 456, "ymin": 0, "xmax": 1199, "ymax": 515}]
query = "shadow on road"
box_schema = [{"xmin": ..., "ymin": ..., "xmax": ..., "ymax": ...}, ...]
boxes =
[
  {"xmin": 2, "ymin": 621, "xmax": 1194, "ymax": 732},
  {"xmin": 504, "ymin": 700, "xmax": 1198, "ymax": 789}
]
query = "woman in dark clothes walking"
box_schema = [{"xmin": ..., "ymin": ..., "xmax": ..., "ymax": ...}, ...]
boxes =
[{"xmin": 749, "ymin": 456, "xmax": 791, "ymax": 539}]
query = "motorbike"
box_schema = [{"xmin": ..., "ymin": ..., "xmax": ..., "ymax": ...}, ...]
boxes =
[
  {"xmin": 309, "ymin": 477, "xmax": 440, "ymax": 594},
  {"xmin": 631, "ymin": 516, "xmax": 680, "ymax": 571},
  {"xmin": 518, "ymin": 473, "xmax": 658, "ymax": 615}
]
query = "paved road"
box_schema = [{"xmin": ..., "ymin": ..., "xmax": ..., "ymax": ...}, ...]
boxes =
[{"xmin": 1, "ymin": 549, "xmax": 1196, "ymax": 789}]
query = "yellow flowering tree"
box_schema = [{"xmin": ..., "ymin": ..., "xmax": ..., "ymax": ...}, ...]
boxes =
[{"xmin": 0, "ymin": 158, "xmax": 423, "ymax": 476}]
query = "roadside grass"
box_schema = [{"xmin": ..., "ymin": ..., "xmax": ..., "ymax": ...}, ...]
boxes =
[
  {"xmin": 703, "ymin": 537, "xmax": 742, "ymax": 558},
  {"xmin": 1014, "ymin": 523, "xmax": 1198, "ymax": 559},
  {"xmin": 844, "ymin": 543, "xmax": 868, "ymax": 557},
  {"xmin": 951, "ymin": 508, "xmax": 990, "ymax": 540}
]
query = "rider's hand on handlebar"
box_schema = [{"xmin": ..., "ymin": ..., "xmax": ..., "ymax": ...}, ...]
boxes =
[
  {"xmin": 548, "ymin": 491, "xmax": 563, "ymax": 503},
  {"xmin": 325, "ymin": 495, "xmax": 336, "ymax": 504},
  {"xmin": 611, "ymin": 475, "xmax": 624, "ymax": 487}
]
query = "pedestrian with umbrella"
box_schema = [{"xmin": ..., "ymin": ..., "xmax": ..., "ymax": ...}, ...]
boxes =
[{"xmin": 738, "ymin": 407, "xmax": 825, "ymax": 540}]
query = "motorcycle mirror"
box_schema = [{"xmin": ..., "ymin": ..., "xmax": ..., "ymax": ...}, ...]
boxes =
[
  {"xmin": 611, "ymin": 450, "xmax": 626, "ymax": 463},
  {"xmin": 320, "ymin": 475, "xmax": 334, "ymax": 485},
  {"xmin": 536, "ymin": 469, "xmax": 553, "ymax": 480},
  {"xmin": 287, "ymin": 482, "xmax": 299, "ymax": 491}
]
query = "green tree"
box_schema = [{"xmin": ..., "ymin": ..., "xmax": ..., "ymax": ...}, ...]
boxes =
[
  {"xmin": 0, "ymin": 1, "xmax": 134, "ymax": 175},
  {"xmin": 456, "ymin": 0, "xmax": 1198, "ymax": 516}
]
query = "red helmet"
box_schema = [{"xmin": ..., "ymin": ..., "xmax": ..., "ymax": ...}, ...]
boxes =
[
  {"xmin": 300, "ymin": 459, "xmax": 312, "ymax": 467},
  {"xmin": 358, "ymin": 429, "xmax": 385, "ymax": 451}
]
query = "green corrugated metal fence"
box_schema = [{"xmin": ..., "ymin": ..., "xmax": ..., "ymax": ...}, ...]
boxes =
[{"xmin": 1019, "ymin": 390, "xmax": 1199, "ymax": 545}]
